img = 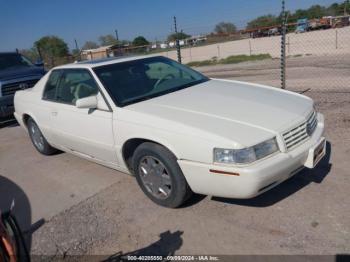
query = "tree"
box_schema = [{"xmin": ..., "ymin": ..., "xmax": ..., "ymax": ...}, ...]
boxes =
[
  {"xmin": 167, "ymin": 32, "xmax": 191, "ymax": 42},
  {"xmin": 246, "ymin": 15, "xmax": 279, "ymax": 29},
  {"xmin": 214, "ymin": 22, "xmax": 237, "ymax": 34},
  {"xmin": 71, "ymin": 49, "xmax": 80, "ymax": 57},
  {"xmin": 289, "ymin": 5, "xmax": 326, "ymax": 21},
  {"xmin": 20, "ymin": 48, "xmax": 40, "ymax": 62},
  {"xmin": 307, "ymin": 5, "xmax": 326, "ymax": 18},
  {"xmin": 82, "ymin": 41, "xmax": 99, "ymax": 50},
  {"xmin": 119, "ymin": 40, "xmax": 130, "ymax": 46},
  {"xmin": 132, "ymin": 36, "xmax": 149, "ymax": 46},
  {"xmin": 34, "ymin": 36, "xmax": 69, "ymax": 58},
  {"xmin": 245, "ymin": 1, "xmax": 350, "ymax": 30},
  {"xmin": 98, "ymin": 34, "xmax": 119, "ymax": 46},
  {"xmin": 325, "ymin": 3, "xmax": 340, "ymax": 16},
  {"xmin": 326, "ymin": 1, "xmax": 350, "ymax": 16}
]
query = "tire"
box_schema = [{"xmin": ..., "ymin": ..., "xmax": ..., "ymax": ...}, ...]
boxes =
[
  {"xmin": 27, "ymin": 118, "xmax": 58, "ymax": 155},
  {"xmin": 132, "ymin": 142, "xmax": 192, "ymax": 208}
]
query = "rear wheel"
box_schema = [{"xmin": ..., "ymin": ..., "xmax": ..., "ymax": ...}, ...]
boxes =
[
  {"xmin": 27, "ymin": 118, "xmax": 58, "ymax": 155},
  {"xmin": 132, "ymin": 142, "xmax": 192, "ymax": 208}
]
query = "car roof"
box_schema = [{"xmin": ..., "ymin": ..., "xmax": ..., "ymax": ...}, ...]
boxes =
[{"xmin": 54, "ymin": 54, "xmax": 162, "ymax": 70}]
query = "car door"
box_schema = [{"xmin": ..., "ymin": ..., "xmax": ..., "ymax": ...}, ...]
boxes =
[
  {"xmin": 40, "ymin": 69, "xmax": 63, "ymax": 142},
  {"xmin": 47, "ymin": 68, "xmax": 117, "ymax": 164}
]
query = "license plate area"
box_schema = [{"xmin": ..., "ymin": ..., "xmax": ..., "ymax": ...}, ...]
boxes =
[{"xmin": 304, "ymin": 137, "xmax": 326, "ymax": 168}]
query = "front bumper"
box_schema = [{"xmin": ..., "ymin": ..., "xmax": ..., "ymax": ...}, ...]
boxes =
[
  {"xmin": 0, "ymin": 95, "xmax": 14, "ymax": 118},
  {"xmin": 178, "ymin": 113, "xmax": 326, "ymax": 199}
]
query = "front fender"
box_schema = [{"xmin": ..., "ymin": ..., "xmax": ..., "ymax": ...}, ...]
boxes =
[{"xmin": 115, "ymin": 119, "xmax": 220, "ymax": 169}]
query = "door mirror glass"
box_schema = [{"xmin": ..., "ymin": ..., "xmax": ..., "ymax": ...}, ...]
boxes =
[{"xmin": 76, "ymin": 95, "xmax": 98, "ymax": 109}]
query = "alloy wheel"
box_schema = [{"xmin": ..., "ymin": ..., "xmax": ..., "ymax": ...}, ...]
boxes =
[{"xmin": 30, "ymin": 123, "xmax": 45, "ymax": 152}]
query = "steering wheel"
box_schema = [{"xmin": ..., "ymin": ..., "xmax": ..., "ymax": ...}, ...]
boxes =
[{"xmin": 154, "ymin": 74, "xmax": 175, "ymax": 89}]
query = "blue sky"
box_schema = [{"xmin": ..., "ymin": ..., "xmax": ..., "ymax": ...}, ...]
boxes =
[{"xmin": 0, "ymin": 0, "xmax": 339, "ymax": 51}]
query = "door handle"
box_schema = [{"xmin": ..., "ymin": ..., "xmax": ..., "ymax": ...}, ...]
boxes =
[{"xmin": 51, "ymin": 111, "xmax": 58, "ymax": 116}]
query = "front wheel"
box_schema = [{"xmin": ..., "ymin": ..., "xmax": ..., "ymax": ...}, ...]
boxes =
[
  {"xmin": 27, "ymin": 118, "xmax": 58, "ymax": 155},
  {"xmin": 132, "ymin": 142, "xmax": 192, "ymax": 208}
]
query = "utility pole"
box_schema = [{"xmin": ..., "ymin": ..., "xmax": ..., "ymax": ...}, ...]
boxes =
[
  {"xmin": 344, "ymin": 0, "xmax": 349, "ymax": 15},
  {"xmin": 281, "ymin": 0, "xmax": 287, "ymax": 89},
  {"xmin": 74, "ymin": 39, "xmax": 81, "ymax": 60},
  {"xmin": 74, "ymin": 39, "xmax": 79, "ymax": 50},
  {"xmin": 115, "ymin": 29, "xmax": 122, "ymax": 56},
  {"xmin": 37, "ymin": 45, "xmax": 43, "ymax": 61},
  {"xmin": 344, "ymin": 0, "xmax": 347, "ymax": 15},
  {"xmin": 115, "ymin": 29, "xmax": 119, "ymax": 41},
  {"xmin": 174, "ymin": 16, "xmax": 182, "ymax": 63}
]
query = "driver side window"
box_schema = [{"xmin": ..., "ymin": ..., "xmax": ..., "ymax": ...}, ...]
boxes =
[{"xmin": 56, "ymin": 69, "xmax": 99, "ymax": 105}]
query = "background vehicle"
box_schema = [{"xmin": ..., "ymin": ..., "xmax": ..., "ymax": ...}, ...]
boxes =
[
  {"xmin": 0, "ymin": 52, "xmax": 45, "ymax": 119},
  {"xmin": 268, "ymin": 27, "xmax": 280, "ymax": 36},
  {"xmin": 295, "ymin": 18, "xmax": 309, "ymax": 33},
  {"xmin": 331, "ymin": 16, "xmax": 350, "ymax": 28},
  {"xmin": 252, "ymin": 29, "xmax": 269, "ymax": 38},
  {"xmin": 309, "ymin": 18, "xmax": 332, "ymax": 30}
]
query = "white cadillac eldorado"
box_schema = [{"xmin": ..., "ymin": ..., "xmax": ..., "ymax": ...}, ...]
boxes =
[{"xmin": 14, "ymin": 55, "xmax": 326, "ymax": 208}]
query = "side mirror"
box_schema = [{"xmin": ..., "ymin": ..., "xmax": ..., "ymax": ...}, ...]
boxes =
[
  {"xmin": 76, "ymin": 95, "xmax": 98, "ymax": 109},
  {"xmin": 35, "ymin": 60, "xmax": 44, "ymax": 67}
]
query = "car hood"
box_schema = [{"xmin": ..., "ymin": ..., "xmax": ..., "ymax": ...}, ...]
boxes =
[
  {"xmin": 0, "ymin": 66, "xmax": 45, "ymax": 81},
  {"xmin": 122, "ymin": 79, "xmax": 313, "ymax": 147}
]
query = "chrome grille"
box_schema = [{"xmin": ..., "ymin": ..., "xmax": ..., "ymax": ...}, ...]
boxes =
[
  {"xmin": 283, "ymin": 111, "xmax": 318, "ymax": 151},
  {"xmin": 1, "ymin": 79, "xmax": 39, "ymax": 96}
]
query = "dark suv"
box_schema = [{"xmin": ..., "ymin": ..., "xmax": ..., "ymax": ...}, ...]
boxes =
[{"xmin": 0, "ymin": 52, "xmax": 46, "ymax": 118}]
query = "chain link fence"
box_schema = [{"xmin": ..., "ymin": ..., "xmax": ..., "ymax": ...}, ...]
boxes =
[
  {"xmin": 14, "ymin": 4, "xmax": 350, "ymax": 141},
  {"xmin": 41, "ymin": 16, "xmax": 350, "ymax": 97},
  {"xmin": 285, "ymin": 27, "xmax": 350, "ymax": 92},
  {"xmin": 89, "ymin": 25, "xmax": 348, "ymax": 96},
  {"xmin": 151, "ymin": 27, "xmax": 350, "ymax": 94},
  {"xmin": 163, "ymin": 36, "xmax": 282, "ymax": 89}
]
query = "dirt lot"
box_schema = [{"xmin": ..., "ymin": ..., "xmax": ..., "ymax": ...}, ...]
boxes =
[
  {"xmin": 196, "ymin": 53, "xmax": 350, "ymax": 92},
  {"xmin": 0, "ymin": 54, "xmax": 349, "ymax": 259}
]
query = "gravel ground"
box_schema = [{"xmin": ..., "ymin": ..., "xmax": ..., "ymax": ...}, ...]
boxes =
[
  {"xmin": 196, "ymin": 53, "xmax": 350, "ymax": 91},
  {"xmin": 23, "ymin": 55, "xmax": 350, "ymax": 259}
]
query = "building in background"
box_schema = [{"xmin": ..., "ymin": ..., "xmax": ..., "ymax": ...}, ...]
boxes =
[
  {"xmin": 81, "ymin": 45, "xmax": 115, "ymax": 60},
  {"xmin": 81, "ymin": 43, "xmax": 131, "ymax": 60}
]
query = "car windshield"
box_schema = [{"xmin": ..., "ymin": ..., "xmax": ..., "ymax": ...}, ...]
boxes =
[
  {"xmin": 0, "ymin": 53, "xmax": 34, "ymax": 70},
  {"xmin": 93, "ymin": 56, "xmax": 209, "ymax": 106}
]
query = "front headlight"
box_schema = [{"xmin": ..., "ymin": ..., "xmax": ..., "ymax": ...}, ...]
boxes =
[{"xmin": 214, "ymin": 138, "xmax": 279, "ymax": 164}]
